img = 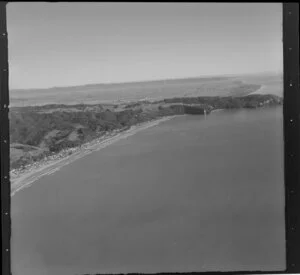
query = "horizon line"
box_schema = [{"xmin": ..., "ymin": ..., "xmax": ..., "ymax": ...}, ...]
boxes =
[{"xmin": 10, "ymin": 70, "xmax": 282, "ymax": 92}]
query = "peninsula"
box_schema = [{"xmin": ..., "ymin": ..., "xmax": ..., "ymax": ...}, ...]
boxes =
[{"xmin": 10, "ymin": 93, "xmax": 282, "ymax": 186}]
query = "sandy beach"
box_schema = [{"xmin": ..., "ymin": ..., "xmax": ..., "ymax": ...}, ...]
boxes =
[{"xmin": 11, "ymin": 115, "xmax": 179, "ymax": 196}]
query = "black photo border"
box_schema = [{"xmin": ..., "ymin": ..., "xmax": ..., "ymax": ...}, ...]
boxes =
[{"xmin": 1, "ymin": 2, "xmax": 299, "ymax": 275}]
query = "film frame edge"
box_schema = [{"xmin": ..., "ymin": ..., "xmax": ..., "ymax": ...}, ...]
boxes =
[{"xmin": 1, "ymin": 2, "xmax": 299, "ymax": 275}]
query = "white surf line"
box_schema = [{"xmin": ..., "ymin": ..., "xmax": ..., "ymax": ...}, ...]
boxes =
[
  {"xmin": 11, "ymin": 166, "xmax": 63, "ymax": 196},
  {"xmin": 11, "ymin": 115, "xmax": 178, "ymax": 196}
]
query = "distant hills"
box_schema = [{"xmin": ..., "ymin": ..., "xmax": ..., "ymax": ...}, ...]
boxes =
[{"xmin": 9, "ymin": 72, "xmax": 283, "ymax": 107}]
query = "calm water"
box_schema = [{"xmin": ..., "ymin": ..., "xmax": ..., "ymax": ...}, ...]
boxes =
[{"xmin": 11, "ymin": 107, "xmax": 285, "ymax": 275}]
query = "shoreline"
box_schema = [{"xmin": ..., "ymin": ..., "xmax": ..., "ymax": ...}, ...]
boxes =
[
  {"xmin": 10, "ymin": 92, "xmax": 282, "ymax": 196},
  {"xmin": 11, "ymin": 115, "xmax": 180, "ymax": 196}
]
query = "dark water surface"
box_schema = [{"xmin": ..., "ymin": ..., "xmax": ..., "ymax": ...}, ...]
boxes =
[{"xmin": 11, "ymin": 107, "xmax": 285, "ymax": 275}]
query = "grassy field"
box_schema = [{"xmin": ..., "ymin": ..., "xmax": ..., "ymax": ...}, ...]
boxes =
[{"xmin": 9, "ymin": 72, "xmax": 282, "ymax": 107}]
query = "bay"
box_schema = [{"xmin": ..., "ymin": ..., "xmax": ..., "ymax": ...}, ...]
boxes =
[{"xmin": 11, "ymin": 106, "xmax": 285, "ymax": 275}]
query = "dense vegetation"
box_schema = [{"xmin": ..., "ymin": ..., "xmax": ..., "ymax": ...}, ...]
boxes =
[
  {"xmin": 162, "ymin": 94, "xmax": 282, "ymax": 109},
  {"xmin": 10, "ymin": 94, "xmax": 282, "ymax": 169}
]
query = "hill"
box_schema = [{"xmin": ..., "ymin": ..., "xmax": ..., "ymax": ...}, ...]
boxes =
[{"xmin": 10, "ymin": 94, "xmax": 282, "ymax": 171}]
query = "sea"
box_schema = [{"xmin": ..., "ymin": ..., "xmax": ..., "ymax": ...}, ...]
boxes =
[{"xmin": 11, "ymin": 106, "xmax": 285, "ymax": 275}]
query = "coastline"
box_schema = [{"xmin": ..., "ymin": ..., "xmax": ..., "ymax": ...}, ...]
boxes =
[
  {"xmin": 10, "ymin": 93, "xmax": 282, "ymax": 196},
  {"xmin": 11, "ymin": 115, "xmax": 179, "ymax": 196}
]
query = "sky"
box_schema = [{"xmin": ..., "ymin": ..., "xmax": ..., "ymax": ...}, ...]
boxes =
[{"xmin": 7, "ymin": 3, "xmax": 283, "ymax": 89}]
